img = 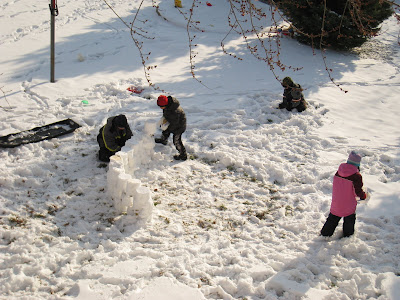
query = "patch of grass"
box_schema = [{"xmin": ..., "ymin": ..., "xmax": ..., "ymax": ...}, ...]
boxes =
[
  {"xmin": 271, "ymin": 195, "xmax": 281, "ymax": 200},
  {"xmin": 285, "ymin": 205, "xmax": 294, "ymax": 216},
  {"xmin": 200, "ymin": 276, "xmax": 211, "ymax": 285},
  {"xmin": 218, "ymin": 204, "xmax": 227, "ymax": 211},
  {"xmin": 47, "ymin": 205, "xmax": 58, "ymax": 216},
  {"xmin": 226, "ymin": 219, "xmax": 243, "ymax": 228},
  {"xmin": 7, "ymin": 237, "xmax": 17, "ymax": 245},
  {"xmin": 198, "ymin": 219, "xmax": 216, "ymax": 230},
  {"xmin": 201, "ymin": 158, "xmax": 218, "ymax": 165},
  {"xmin": 9, "ymin": 215, "xmax": 27, "ymax": 227},
  {"xmin": 227, "ymin": 164, "xmax": 236, "ymax": 172},
  {"xmin": 159, "ymin": 216, "xmax": 170, "ymax": 224},
  {"xmin": 250, "ymin": 176, "xmax": 257, "ymax": 182},
  {"xmin": 255, "ymin": 210, "xmax": 270, "ymax": 220},
  {"xmin": 243, "ymin": 172, "xmax": 257, "ymax": 182},
  {"xmin": 268, "ymin": 186, "xmax": 279, "ymax": 194},
  {"xmin": 33, "ymin": 213, "xmax": 46, "ymax": 219}
]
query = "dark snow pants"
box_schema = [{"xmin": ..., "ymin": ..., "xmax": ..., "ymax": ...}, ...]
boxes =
[
  {"xmin": 321, "ymin": 213, "xmax": 356, "ymax": 237},
  {"xmin": 286, "ymin": 101, "xmax": 307, "ymax": 112},
  {"xmin": 97, "ymin": 132, "xmax": 114, "ymax": 162},
  {"xmin": 160, "ymin": 130, "xmax": 186, "ymax": 156},
  {"xmin": 98, "ymin": 147, "xmax": 114, "ymax": 162}
]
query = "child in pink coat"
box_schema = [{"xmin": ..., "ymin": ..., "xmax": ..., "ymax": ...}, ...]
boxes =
[{"xmin": 321, "ymin": 151, "xmax": 367, "ymax": 237}]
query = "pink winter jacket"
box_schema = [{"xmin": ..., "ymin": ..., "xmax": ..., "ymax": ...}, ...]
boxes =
[{"xmin": 330, "ymin": 163, "xmax": 366, "ymax": 217}]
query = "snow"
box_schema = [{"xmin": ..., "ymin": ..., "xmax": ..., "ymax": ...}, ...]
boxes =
[{"xmin": 1, "ymin": 0, "xmax": 399, "ymax": 299}]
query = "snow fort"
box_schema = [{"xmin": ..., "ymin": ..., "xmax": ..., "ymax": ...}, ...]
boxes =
[{"xmin": 107, "ymin": 122, "xmax": 156, "ymax": 224}]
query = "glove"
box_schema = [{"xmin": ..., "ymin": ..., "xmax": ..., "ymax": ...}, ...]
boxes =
[
  {"xmin": 158, "ymin": 117, "xmax": 170, "ymax": 131},
  {"xmin": 116, "ymin": 138, "xmax": 126, "ymax": 147},
  {"xmin": 357, "ymin": 191, "xmax": 370, "ymax": 203}
]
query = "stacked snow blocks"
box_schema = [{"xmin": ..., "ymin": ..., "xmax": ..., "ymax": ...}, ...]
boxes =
[{"xmin": 107, "ymin": 122, "xmax": 156, "ymax": 223}]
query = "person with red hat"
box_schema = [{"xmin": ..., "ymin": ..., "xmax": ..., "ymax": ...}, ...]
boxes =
[{"xmin": 155, "ymin": 95, "xmax": 187, "ymax": 161}]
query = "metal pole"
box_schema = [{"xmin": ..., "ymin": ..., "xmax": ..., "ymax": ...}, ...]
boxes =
[
  {"xmin": 50, "ymin": 13, "xmax": 55, "ymax": 83},
  {"xmin": 49, "ymin": 0, "xmax": 58, "ymax": 83}
]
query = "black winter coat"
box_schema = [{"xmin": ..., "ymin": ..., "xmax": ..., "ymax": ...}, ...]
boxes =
[
  {"xmin": 163, "ymin": 96, "xmax": 186, "ymax": 134},
  {"xmin": 97, "ymin": 116, "xmax": 133, "ymax": 153},
  {"xmin": 281, "ymin": 83, "xmax": 307, "ymax": 112}
]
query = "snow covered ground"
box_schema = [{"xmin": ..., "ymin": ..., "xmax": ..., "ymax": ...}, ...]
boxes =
[{"xmin": 0, "ymin": 0, "xmax": 399, "ymax": 299}]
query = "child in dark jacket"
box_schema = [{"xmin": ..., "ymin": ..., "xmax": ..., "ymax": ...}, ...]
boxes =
[
  {"xmin": 155, "ymin": 95, "xmax": 187, "ymax": 161},
  {"xmin": 97, "ymin": 114, "xmax": 133, "ymax": 162},
  {"xmin": 321, "ymin": 151, "xmax": 367, "ymax": 238},
  {"xmin": 279, "ymin": 77, "xmax": 307, "ymax": 112}
]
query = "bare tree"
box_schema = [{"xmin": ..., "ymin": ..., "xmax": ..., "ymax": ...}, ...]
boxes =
[{"xmin": 103, "ymin": 0, "xmax": 399, "ymax": 92}]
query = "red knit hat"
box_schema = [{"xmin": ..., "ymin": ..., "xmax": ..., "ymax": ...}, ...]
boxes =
[{"xmin": 157, "ymin": 95, "xmax": 168, "ymax": 107}]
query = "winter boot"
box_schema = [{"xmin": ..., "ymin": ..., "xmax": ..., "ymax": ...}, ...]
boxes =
[
  {"xmin": 98, "ymin": 148, "xmax": 112, "ymax": 162},
  {"xmin": 155, "ymin": 138, "xmax": 168, "ymax": 145},
  {"xmin": 174, "ymin": 152, "xmax": 187, "ymax": 161}
]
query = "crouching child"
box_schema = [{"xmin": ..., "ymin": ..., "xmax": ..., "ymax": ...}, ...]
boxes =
[
  {"xmin": 279, "ymin": 76, "xmax": 307, "ymax": 112},
  {"xmin": 97, "ymin": 114, "xmax": 133, "ymax": 162}
]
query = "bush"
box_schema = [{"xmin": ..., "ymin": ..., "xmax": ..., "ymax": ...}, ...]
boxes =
[{"xmin": 274, "ymin": 0, "xmax": 393, "ymax": 50}]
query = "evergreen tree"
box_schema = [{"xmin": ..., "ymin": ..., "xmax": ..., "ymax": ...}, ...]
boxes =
[{"xmin": 273, "ymin": 0, "xmax": 393, "ymax": 50}]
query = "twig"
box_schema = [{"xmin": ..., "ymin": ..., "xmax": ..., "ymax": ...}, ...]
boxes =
[
  {"xmin": 180, "ymin": 0, "xmax": 212, "ymax": 89},
  {"xmin": 103, "ymin": 0, "xmax": 160, "ymax": 90},
  {"xmin": 0, "ymin": 78, "xmax": 12, "ymax": 110}
]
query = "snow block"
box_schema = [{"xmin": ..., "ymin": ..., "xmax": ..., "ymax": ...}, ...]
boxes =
[
  {"xmin": 107, "ymin": 123, "xmax": 154, "ymax": 224},
  {"xmin": 128, "ymin": 277, "xmax": 206, "ymax": 300}
]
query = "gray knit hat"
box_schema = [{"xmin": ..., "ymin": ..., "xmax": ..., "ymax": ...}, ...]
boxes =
[{"xmin": 347, "ymin": 151, "xmax": 362, "ymax": 167}]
